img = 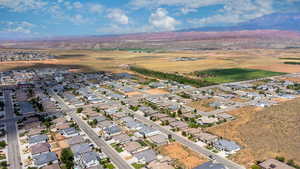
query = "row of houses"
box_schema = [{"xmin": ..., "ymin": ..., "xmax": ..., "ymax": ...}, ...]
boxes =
[
  {"xmin": 79, "ymin": 106, "xmax": 175, "ymax": 169},
  {"xmin": 19, "ymin": 114, "xmax": 107, "ymax": 169}
]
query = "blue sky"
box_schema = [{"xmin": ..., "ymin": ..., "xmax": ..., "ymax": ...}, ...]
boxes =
[{"xmin": 0, "ymin": 0, "xmax": 300, "ymax": 38}]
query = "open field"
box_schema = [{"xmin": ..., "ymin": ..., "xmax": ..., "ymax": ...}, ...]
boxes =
[
  {"xmin": 279, "ymin": 57, "xmax": 300, "ymax": 60},
  {"xmin": 1, "ymin": 49, "xmax": 300, "ymax": 74},
  {"xmin": 159, "ymin": 142, "xmax": 207, "ymax": 169},
  {"xmin": 144, "ymin": 88, "xmax": 169, "ymax": 95},
  {"xmin": 278, "ymin": 76, "xmax": 300, "ymax": 83},
  {"xmin": 207, "ymin": 98, "xmax": 300, "ymax": 168},
  {"xmin": 187, "ymin": 98, "xmax": 217, "ymax": 112}
]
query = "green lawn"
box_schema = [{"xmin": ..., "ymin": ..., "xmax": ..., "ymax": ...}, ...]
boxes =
[
  {"xmin": 110, "ymin": 143, "xmax": 123, "ymax": 153},
  {"xmin": 0, "ymin": 154, "xmax": 6, "ymax": 160},
  {"xmin": 132, "ymin": 163, "xmax": 146, "ymax": 169},
  {"xmin": 194, "ymin": 68, "xmax": 285, "ymax": 84}
]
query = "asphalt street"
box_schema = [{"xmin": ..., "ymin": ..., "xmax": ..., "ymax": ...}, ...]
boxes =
[
  {"xmin": 4, "ymin": 90, "xmax": 22, "ymax": 169},
  {"xmin": 50, "ymin": 90, "xmax": 133, "ymax": 169}
]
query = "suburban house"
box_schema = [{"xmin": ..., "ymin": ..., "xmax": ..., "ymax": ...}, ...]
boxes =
[
  {"xmin": 136, "ymin": 126, "xmax": 160, "ymax": 138},
  {"xmin": 71, "ymin": 143, "xmax": 92, "ymax": 156},
  {"xmin": 197, "ymin": 116, "xmax": 219, "ymax": 125},
  {"xmin": 193, "ymin": 161, "xmax": 229, "ymax": 169},
  {"xmin": 78, "ymin": 151, "xmax": 100, "ymax": 168},
  {"xmin": 147, "ymin": 134, "xmax": 169, "ymax": 146},
  {"xmin": 30, "ymin": 142, "xmax": 51, "ymax": 156},
  {"xmin": 194, "ymin": 132, "xmax": 218, "ymax": 144},
  {"xmin": 28, "ymin": 134, "xmax": 49, "ymax": 145},
  {"xmin": 67, "ymin": 135, "xmax": 86, "ymax": 146},
  {"xmin": 59, "ymin": 127, "xmax": 80, "ymax": 138},
  {"xmin": 133, "ymin": 149, "xmax": 157, "ymax": 164},
  {"xmin": 259, "ymin": 159, "xmax": 296, "ymax": 169},
  {"xmin": 123, "ymin": 141, "xmax": 143, "ymax": 154},
  {"xmin": 42, "ymin": 163, "xmax": 61, "ymax": 169},
  {"xmin": 33, "ymin": 152, "xmax": 58, "ymax": 168},
  {"xmin": 103, "ymin": 125, "xmax": 122, "ymax": 137},
  {"xmin": 213, "ymin": 139, "xmax": 240, "ymax": 154}
]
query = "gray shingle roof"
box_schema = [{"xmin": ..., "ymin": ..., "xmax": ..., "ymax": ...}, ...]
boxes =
[
  {"xmin": 134, "ymin": 149, "xmax": 156, "ymax": 163},
  {"xmin": 33, "ymin": 152, "xmax": 57, "ymax": 166},
  {"xmin": 59, "ymin": 127, "xmax": 78, "ymax": 136},
  {"xmin": 81, "ymin": 151, "xmax": 99, "ymax": 164},
  {"xmin": 71, "ymin": 143, "xmax": 91, "ymax": 156},
  {"xmin": 67, "ymin": 135, "xmax": 85, "ymax": 145},
  {"xmin": 214, "ymin": 139, "xmax": 240, "ymax": 152},
  {"xmin": 30, "ymin": 142, "xmax": 50, "ymax": 155},
  {"xmin": 28, "ymin": 134, "xmax": 48, "ymax": 144},
  {"xmin": 104, "ymin": 125, "xmax": 121, "ymax": 135},
  {"xmin": 193, "ymin": 161, "xmax": 228, "ymax": 169}
]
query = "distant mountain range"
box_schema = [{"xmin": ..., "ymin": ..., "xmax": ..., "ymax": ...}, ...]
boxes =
[
  {"xmin": 179, "ymin": 13, "xmax": 300, "ymax": 32},
  {"xmin": 2, "ymin": 12, "xmax": 300, "ymax": 49}
]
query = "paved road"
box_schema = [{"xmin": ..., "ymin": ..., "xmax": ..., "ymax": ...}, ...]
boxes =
[
  {"xmin": 3, "ymin": 90, "xmax": 22, "ymax": 169},
  {"xmin": 0, "ymin": 117, "xmax": 23, "ymax": 124},
  {"xmin": 69, "ymin": 112, "xmax": 133, "ymax": 169},
  {"xmin": 134, "ymin": 114, "xmax": 246, "ymax": 169},
  {"xmin": 49, "ymin": 90, "xmax": 132, "ymax": 169}
]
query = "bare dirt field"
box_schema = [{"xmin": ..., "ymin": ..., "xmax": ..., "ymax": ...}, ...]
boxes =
[
  {"xmin": 1, "ymin": 49, "xmax": 300, "ymax": 74},
  {"xmin": 231, "ymin": 97, "xmax": 249, "ymax": 103},
  {"xmin": 187, "ymin": 98, "xmax": 217, "ymax": 112},
  {"xmin": 278, "ymin": 76, "xmax": 300, "ymax": 83},
  {"xmin": 159, "ymin": 142, "xmax": 207, "ymax": 169},
  {"xmin": 207, "ymin": 98, "xmax": 300, "ymax": 168},
  {"xmin": 124, "ymin": 91, "xmax": 143, "ymax": 97},
  {"xmin": 249, "ymin": 64, "xmax": 300, "ymax": 73},
  {"xmin": 144, "ymin": 88, "xmax": 169, "ymax": 95}
]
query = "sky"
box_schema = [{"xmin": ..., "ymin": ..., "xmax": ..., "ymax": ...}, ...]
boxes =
[{"xmin": 0, "ymin": 0, "xmax": 300, "ymax": 38}]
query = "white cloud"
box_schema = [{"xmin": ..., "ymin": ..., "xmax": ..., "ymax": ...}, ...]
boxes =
[
  {"xmin": 107, "ymin": 9, "xmax": 129, "ymax": 24},
  {"xmin": 73, "ymin": 1, "xmax": 82, "ymax": 9},
  {"xmin": 69, "ymin": 14, "xmax": 88, "ymax": 24},
  {"xmin": 149, "ymin": 8, "xmax": 179, "ymax": 31},
  {"xmin": 188, "ymin": 0, "xmax": 274, "ymax": 26},
  {"xmin": 1, "ymin": 21, "xmax": 35, "ymax": 34},
  {"xmin": 89, "ymin": 4, "xmax": 103, "ymax": 14},
  {"xmin": 97, "ymin": 24, "xmax": 154, "ymax": 34},
  {"xmin": 130, "ymin": 0, "xmax": 223, "ymax": 9},
  {"xmin": 180, "ymin": 8, "xmax": 197, "ymax": 14},
  {"xmin": 0, "ymin": 0, "xmax": 47, "ymax": 12},
  {"xmin": 7, "ymin": 26, "xmax": 32, "ymax": 34}
]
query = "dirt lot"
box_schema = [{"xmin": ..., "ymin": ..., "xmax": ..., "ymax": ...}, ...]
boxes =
[
  {"xmin": 159, "ymin": 142, "xmax": 207, "ymax": 169},
  {"xmin": 1, "ymin": 49, "xmax": 300, "ymax": 73},
  {"xmin": 207, "ymin": 98, "xmax": 300, "ymax": 168},
  {"xmin": 187, "ymin": 98, "xmax": 217, "ymax": 112},
  {"xmin": 231, "ymin": 97, "xmax": 249, "ymax": 103},
  {"xmin": 278, "ymin": 76, "xmax": 300, "ymax": 83},
  {"xmin": 124, "ymin": 91, "xmax": 143, "ymax": 97},
  {"xmin": 144, "ymin": 88, "xmax": 169, "ymax": 95},
  {"xmin": 249, "ymin": 64, "xmax": 300, "ymax": 73}
]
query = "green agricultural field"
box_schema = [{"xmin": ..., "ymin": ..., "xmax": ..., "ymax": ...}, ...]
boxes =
[
  {"xmin": 283, "ymin": 62, "xmax": 300, "ymax": 65},
  {"xmin": 130, "ymin": 66, "xmax": 215, "ymax": 87},
  {"xmin": 193, "ymin": 68, "xmax": 285, "ymax": 83},
  {"xmin": 279, "ymin": 58, "xmax": 300, "ymax": 60}
]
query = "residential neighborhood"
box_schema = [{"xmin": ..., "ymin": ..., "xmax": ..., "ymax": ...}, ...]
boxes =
[{"xmin": 0, "ymin": 67, "xmax": 300, "ymax": 169}]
